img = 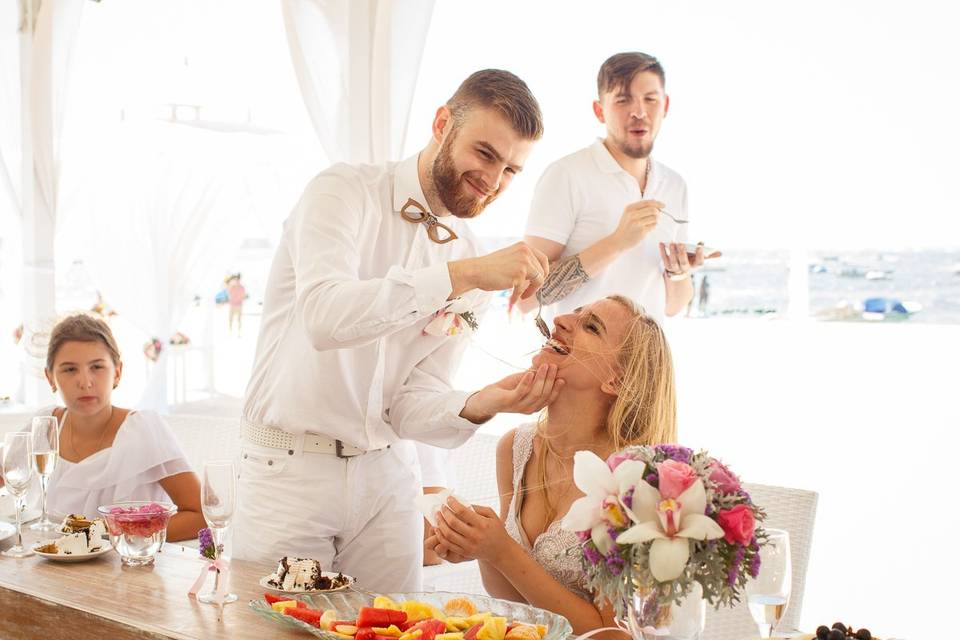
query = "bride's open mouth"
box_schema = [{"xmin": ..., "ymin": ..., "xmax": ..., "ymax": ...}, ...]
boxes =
[{"xmin": 544, "ymin": 337, "xmax": 570, "ymax": 355}]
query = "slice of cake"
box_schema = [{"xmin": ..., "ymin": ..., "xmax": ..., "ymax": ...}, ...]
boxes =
[
  {"xmin": 266, "ymin": 557, "xmax": 350, "ymax": 591},
  {"xmin": 56, "ymin": 514, "xmax": 107, "ymax": 553}
]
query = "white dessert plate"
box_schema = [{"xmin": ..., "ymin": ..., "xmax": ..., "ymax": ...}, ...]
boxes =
[
  {"xmin": 32, "ymin": 540, "xmax": 114, "ymax": 562},
  {"xmin": 259, "ymin": 572, "xmax": 356, "ymax": 594}
]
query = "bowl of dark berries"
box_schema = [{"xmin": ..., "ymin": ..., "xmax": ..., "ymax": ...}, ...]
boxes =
[{"xmin": 813, "ymin": 622, "xmax": 877, "ymax": 640}]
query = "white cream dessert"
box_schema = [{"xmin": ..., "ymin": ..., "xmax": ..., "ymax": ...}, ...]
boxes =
[
  {"xmin": 266, "ymin": 557, "xmax": 350, "ymax": 591},
  {"xmin": 53, "ymin": 514, "xmax": 107, "ymax": 554}
]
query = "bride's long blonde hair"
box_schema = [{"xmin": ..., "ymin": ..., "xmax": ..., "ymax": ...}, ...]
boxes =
[{"xmin": 534, "ymin": 295, "xmax": 678, "ymax": 525}]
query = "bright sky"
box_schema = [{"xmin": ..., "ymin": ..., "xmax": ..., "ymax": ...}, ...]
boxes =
[{"xmin": 407, "ymin": 0, "xmax": 960, "ymax": 249}]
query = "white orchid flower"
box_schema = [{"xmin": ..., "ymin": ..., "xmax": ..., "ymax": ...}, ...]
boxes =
[
  {"xmin": 560, "ymin": 451, "xmax": 648, "ymax": 555},
  {"xmin": 617, "ymin": 476, "xmax": 725, "ymax": 582}
]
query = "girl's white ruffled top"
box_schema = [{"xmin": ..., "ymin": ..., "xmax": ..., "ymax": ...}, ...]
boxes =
[{"xmin": 33, "ymin": 408, "xmax": 192, "ymax": 518}]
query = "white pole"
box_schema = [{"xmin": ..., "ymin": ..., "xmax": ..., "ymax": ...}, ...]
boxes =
[{"xmin": 18, "ymin": 0, "xmax": 56, "ymax": 407}]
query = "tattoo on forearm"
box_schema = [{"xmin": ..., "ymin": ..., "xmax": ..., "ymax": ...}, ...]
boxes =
[{"xmin": 538, "ymin": 254, "xmax": 590, "ymax": 304}]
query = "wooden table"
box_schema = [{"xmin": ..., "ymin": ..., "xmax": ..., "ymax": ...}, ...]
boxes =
[{"xmin": 0, "ymin": 529, "xmax": 308, "ymax": 639}]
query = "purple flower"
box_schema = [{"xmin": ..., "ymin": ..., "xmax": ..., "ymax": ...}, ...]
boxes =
[
  {"xmin": 645, "ymin": 473, "xmax": 659, "ymax": 487},
  {"xmin": 749, "ymin": 551, "xmax": 762, "ymax": 579},
  {"xmin": 583, "ymin": 543, "xmax": 603, "ymax": 566},
  {"xmin": 748, "ymin": 537, "xmax": 762, "ymax": 578},
  {"xmin": 622, "ymin": 488, "xmax": 635, "ymax": 510},
  {"xmin": 654, "ymin": 444, "xmax": 693, "ymax": 464},
  {"xmin": 198, "ymin": 527, "xmax": 218, "ymax": 560},
  {"xmin": 727, "ymin": 546, "xmax": 746, "ymax": 586},
  {"xmin": 607, "ymin": 526, "xmax": 620, "ymax": 542},
  {"xmin": 605, "ymin": 551, "xmax": 625, "ymax": 575}
]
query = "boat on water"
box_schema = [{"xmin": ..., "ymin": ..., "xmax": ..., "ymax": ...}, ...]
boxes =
[
  {"xmin": 816, "ymin": 297, "xmax": 922, "ymax": 322},
  {"xmin": 865, "ymin": 269, "xmax": 892, "ymax": 280}
]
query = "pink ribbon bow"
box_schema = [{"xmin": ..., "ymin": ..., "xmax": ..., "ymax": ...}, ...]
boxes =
[{"xmin": 188, "ymin": 557, "xmax": 231, "ymax": 600}]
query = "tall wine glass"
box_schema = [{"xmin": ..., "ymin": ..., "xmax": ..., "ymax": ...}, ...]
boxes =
[
  {"xmin": 746, "ymin": 528, "xmax": 792, "ymax": 638},
  {"xmin": 2, "ymin": 432, "xmax": 34, "ymax": 557},
  {"xmin": 29, "ymin": 416, "xmax": 60, "ymax": 531},
  {"xmin": 198, "ymin": 460, "xmax": 238, "ymax": 605}
]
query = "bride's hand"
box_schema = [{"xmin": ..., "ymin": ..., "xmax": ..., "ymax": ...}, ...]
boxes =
[
  {"xmin": 435, "ymin": 498, "xmax": 511, "ymax": 564},
  {"xmin": 426, "ymin": 532, "xmax": 469, "ymax": 563},
  {"xmin": 459, "ymin": 364, "xmax": 564, "ymax": 424}
]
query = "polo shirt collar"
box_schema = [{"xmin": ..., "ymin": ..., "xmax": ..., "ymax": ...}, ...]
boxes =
[
  {"xmin": 590, "ymin": 138, "xmax": 626, "ymax": 175},
  {"xmin": 590, "ymin": 138, "xmax": 659, "ymax": 191}
]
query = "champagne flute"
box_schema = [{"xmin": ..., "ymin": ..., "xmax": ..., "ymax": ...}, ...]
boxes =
[
  {"xmin": 2, "ymin": 432, "xmax": 34, "ymax": 557},
  {"xmin": 746, "ymin": 528, "xmax": 792, "ymax": 638},
  {"xmin": 29, "ymin": 416, "xmax": 60, "ymax": 532},
  {"xmin": 198, "ymin": 460, "xmax": 238, "ymax": 605}
]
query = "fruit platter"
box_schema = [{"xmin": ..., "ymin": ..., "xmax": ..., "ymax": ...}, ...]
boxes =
[{"xmin": 249, "ymin": 590, "xmax": 572, "ymax": 640}]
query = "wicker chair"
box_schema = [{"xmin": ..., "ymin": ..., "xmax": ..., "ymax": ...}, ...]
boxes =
[
  {"xmin": 162, "ymin": 413, "xmax": 241, "ymax": 472},
  {"xmin": 421, "ymin": 431, "xmax": 500, "ymax": 595},
  {"xmin": 703, "ymin": 482, "xmax": 819, "ymax": 640}
]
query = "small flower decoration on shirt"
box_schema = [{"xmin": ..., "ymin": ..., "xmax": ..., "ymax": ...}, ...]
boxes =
[{"xmin": 423, "ymin": 298, "xmax": 479, "ymax": 337}]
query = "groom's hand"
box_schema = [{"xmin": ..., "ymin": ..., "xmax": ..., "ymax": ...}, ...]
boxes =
[
  {"xmin": 459, "ymin": 364, "xmax": 564, "ymax": 424},
  {"xmin": 448, "ymin": 242, "xmax": 550, "ymax": 307}
]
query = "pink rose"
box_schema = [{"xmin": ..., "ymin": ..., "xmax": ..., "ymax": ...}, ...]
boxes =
[
  {"xmin": 709, "ymin": 460, "xmax": 742, "ymax": 494},
  {"xmin": 607, "ymin": 452, "xmax": 633, "ymax": 471},
  {"xmin": 656, "ymin": 459, "xmax": 698, "ymax": 499},
  {"xmin": 716, "ymin": 504, "xmax": 756, "ymax": 545}
]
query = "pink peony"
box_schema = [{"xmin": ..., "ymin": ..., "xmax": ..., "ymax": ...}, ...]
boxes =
[
  {"xmin": 709, "ymin": 460, "xmax": 742, "ymax": 494},
  {"xmin": 716, "ymin": 504, "xmax": 756, "ymax": 545},
  {"xmin": 656, "ymin": 459, "xmax": 698, "ymax": 499}
]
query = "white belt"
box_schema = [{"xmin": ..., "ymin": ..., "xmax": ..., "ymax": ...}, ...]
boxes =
[{"xmin": 241, "ymin": 419, "xmax": 386, "ymax": 458}]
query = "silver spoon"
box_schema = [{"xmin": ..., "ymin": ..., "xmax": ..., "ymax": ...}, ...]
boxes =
[
  {"xmin": 534, "ymin": 290, "xmax": 550, "ymax": 338},
  {"xmin": 661, "ymin": 209, "xmax": 689, "ymax": 224}
]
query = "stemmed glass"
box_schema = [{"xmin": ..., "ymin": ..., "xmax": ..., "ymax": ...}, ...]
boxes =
[
  {"xmin": 746, "ymin": 528, "xmax": 792, "ymax": 638},
  {"xmin": 2, "ymin": 432, "xmax": 34, "ymax": 557},
  {"xmin": 198, "ymin": 460, "xmax": 238, "ymax": 605},
  {"xmin": 29, "ymin": 416, "xmax": 60, "ymax": 532}
]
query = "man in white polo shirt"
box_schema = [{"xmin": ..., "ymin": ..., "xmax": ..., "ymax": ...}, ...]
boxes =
[
  {"xmin": 522, "ymin": 52, "xmax": 715, "ymax": 323},
  {"xmin": 235, "ymin": 71, "xmax": 561, "ymax": 591}
]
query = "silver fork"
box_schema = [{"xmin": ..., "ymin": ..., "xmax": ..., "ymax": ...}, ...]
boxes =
[
  {"xmin": 534, "ymin": 290, "xmax": 550, "ymax": 338},
  {"xmin": 661, "ymin": 209, "xmax": 689, "ymax": 224}
]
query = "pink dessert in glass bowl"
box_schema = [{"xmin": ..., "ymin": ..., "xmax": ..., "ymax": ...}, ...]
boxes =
[{"xmin": 97, "ymin": 501, "xmax": 177, "ymax": 566}]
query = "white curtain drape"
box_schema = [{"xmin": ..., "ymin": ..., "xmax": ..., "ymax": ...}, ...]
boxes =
[
  {"xmin": 281, "ymin": 0, "xmax": 435, "ymax": 164},
  {"xmin": 72, "ymin": 121, "xmax": 250, "ymax": 412},
  {"xmin": 0, "ymin": 0, "xmax": 84, "ymax": 404}
]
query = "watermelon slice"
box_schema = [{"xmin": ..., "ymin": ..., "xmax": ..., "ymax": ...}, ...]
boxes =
[{"xmin": 286, "ymin": 607, "xmax": 325, "ymax": 627}]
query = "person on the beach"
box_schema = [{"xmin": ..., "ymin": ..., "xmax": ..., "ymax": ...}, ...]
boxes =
[{"xmin": 226, "ymin": 274, "xmax": 246, "ymax": 335}]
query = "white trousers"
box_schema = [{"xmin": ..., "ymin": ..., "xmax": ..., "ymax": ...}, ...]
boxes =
[{"xmin": 233, "ymin": 437, "xmax": 423, "ymax": 592}]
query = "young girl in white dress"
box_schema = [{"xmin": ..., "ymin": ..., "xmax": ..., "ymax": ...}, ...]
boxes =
[
  {"xmin": 429, "ymin": 295, "xmax": 677, "ymax": 637},
  {"xmin": 39, "ymin": 314, "xmax": 205, "ymax": 542}
]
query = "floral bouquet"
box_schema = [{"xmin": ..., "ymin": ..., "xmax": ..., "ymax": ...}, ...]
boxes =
[
  {"xmin": 189, "ymin": 527, "xmax": 231, "ymax": 611},
  {"xmin": 143, "ymin": 337, "xmax": 163, "ymax": 362},
  {"xmin": 560, "ymin": 444, "xmax": 766, "ymax": 622},
  {"xmin": 169, "ymin": 331, "xmax": 191, "ymax": 346}
]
